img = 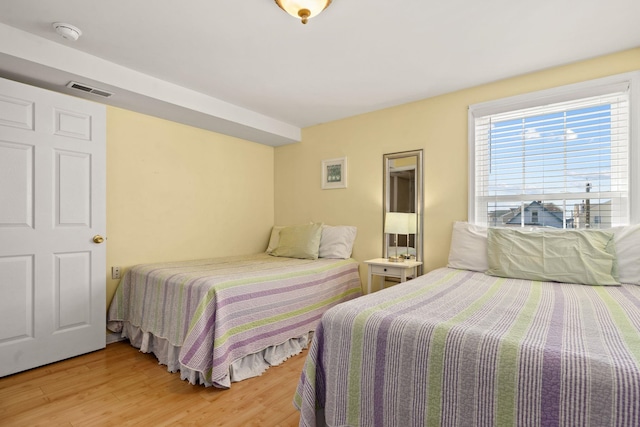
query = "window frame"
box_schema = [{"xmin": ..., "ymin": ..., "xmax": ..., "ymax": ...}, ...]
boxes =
[{"xmin": 468, "ymin": 71, "xmax": 640, "ymax": 227}]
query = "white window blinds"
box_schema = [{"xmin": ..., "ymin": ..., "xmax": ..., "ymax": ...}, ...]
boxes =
[{"xmin": 469, "ymin": 74, "xmax": 638, "ymax": 229}]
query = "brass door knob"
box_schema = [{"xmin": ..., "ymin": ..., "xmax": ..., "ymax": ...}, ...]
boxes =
[{"xmin": 93, "ymin": 235, "xmax": 105, "ymax": 244}]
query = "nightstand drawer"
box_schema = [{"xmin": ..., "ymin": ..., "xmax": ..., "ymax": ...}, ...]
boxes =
[
  {"xmin": 364, "ymin": 258, "xmax": 422, "ymax": 294},
  {"xmin": 370, "ymin": 265, "xmax": 403, "ymax": 277}
]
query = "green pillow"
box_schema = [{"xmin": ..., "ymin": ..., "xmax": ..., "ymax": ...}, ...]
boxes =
[
  {"xmin": 487, "ymin": 228, "xmax": 619, "ymax": 286},
  {"xmin": 270, "ymin": 223, "xmax": 323, "ymax": 260}
]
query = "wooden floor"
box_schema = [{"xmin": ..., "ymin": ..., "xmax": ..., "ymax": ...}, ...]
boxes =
[{"xmin": 0, "ymin": 341, "xmax": 306, "ymax": 426}]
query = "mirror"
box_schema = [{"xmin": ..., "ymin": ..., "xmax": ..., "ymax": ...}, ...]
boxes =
[{"xmin": 383, "ymin": 150, "xmax": 423, "ymax": 271}]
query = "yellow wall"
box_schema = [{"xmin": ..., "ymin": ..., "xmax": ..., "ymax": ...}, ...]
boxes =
[
  {"xmin": 274, "ymin": 48, "xmax": 640, "ymax": 282},
  {"xmin": 106, "ymin": 107, "xmax": 274, "ymax": 305},
  {"xmin": 104, "ymin": 48, "xmax": 639, "ymax": 304}
]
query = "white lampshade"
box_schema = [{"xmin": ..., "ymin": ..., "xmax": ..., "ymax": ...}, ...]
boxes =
[
  {"xmin": 385, "ymin": 212, "xmax": 413, "ymax": 235},
  {"xmin": 407, "ymin": 213, "xmax": 417, "ymax": 234},
  {"xmin": 275, "ymin": 0, "xmax": 332, "ymax": 24}
]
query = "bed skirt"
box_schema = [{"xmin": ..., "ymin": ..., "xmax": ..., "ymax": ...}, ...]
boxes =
[{"xmin": 108, "ymin": 321, "xmax": 310, "ymax": 388}]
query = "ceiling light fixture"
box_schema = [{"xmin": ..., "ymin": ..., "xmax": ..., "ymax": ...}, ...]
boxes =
[
  {"xmin": 274, "ymin": 0, "xmax": 332, "ymax": 24},
  {"xmin": 52, "ymin": 22, "xmax": 82, "ymax": 41}
]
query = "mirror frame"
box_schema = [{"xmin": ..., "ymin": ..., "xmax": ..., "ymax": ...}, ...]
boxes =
[{"xmin": 383, "ymin": 149, "xmax": 423, "ymax": 272}]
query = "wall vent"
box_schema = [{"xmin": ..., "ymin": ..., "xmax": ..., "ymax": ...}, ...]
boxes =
[{"xmin": 66, "ymin": 81, "xmax": 113, "ymax": 98}]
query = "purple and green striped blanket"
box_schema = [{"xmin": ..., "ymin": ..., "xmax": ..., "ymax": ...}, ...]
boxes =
[
  {"xmin": 107, "ymin": 253, "xmax": 361, "ymax": 388},
  {"xmin": 295, "ymin": 267, "xmax": 640, "ymax": 426}
]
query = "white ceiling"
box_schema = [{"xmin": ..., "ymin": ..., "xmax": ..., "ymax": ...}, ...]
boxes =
[{"xmin": 0, "ymin": 0, "xmax": 639, "ymax": 146}]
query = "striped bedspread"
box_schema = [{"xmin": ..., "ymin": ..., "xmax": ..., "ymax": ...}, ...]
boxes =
[
  {"xmin": 107, "ymin": 253, "xmax": 361, "ymax": 388},
  {"xmin": 294, "ymin": 267, "xmax": 640, "ymax": 427}
]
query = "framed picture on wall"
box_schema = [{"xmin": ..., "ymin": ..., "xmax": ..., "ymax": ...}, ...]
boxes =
[{"xmin": 322, "ymin": 157, "xmax": 347, "ymax": 189}]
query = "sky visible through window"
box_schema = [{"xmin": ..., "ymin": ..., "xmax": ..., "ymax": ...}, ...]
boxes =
[{"xmin": 486, "ymin": 104, "xmax": 613, "ymax": 228}]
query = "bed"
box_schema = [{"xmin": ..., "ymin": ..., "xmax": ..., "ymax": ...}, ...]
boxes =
[
  {"xmin": 294, "ymin": 222, "xmax": 640, "ymax": 426},
  {"xmin": 107, "ymin": 223, "xmax": 362, "ymax": 388}
]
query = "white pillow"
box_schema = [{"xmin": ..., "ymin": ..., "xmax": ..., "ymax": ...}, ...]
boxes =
[
  {"xmin": 318, "ymin": 225, "xmax": 357, "ymax": 259},
  {"xmin": 265, "ymin": 225, "xmax": 285, "ymax": 254},
  {"xmin": 446, "ymin": 221, "xmax": 640, "ymax": 283},
  {"xmin": 606, "ymin": 224, "xmax": 640, "ymax": 285},
  {"xmin": 447, "ymin": 221, "xmax": 489, "ymax": 272}
]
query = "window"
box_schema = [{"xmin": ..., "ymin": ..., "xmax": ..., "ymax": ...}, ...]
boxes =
[{"xmin": 469, "ymin": 72, "xmax": 640, "ymax": 229}]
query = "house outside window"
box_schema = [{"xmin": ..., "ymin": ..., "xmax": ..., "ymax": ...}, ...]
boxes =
[{"xmin": 469, "ymin": 72, "xmax": 640, "ymax": 229}]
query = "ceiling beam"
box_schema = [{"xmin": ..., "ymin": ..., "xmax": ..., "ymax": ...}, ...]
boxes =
[{"xmin": 0, "ymin": 23, "xmax": 301, "ymax": 146}]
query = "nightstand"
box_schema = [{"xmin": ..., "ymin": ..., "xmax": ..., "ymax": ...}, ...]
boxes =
[{"xmin": 364, "ymin": 258, "xmax": 423, "ymax": 294}]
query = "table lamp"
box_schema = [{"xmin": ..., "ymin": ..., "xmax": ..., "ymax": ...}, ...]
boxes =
[{"xmin": 385, "ymin": 212, "xmax": 412, "ymax": 262}]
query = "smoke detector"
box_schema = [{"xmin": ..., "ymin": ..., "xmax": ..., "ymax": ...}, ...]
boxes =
[{"xmin": 53, "ymin": 22, "xmax": 82, "ymax": 41}]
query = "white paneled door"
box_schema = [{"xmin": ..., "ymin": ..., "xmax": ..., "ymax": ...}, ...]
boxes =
[{"xmin": 0, "ymin": 77, "xmax": 106, "ymax": 376}]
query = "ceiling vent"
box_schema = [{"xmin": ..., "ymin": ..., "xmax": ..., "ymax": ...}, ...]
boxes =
[{"xmin": 66, "ymin": 81, "xmax": 113, "ymax": 98}]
